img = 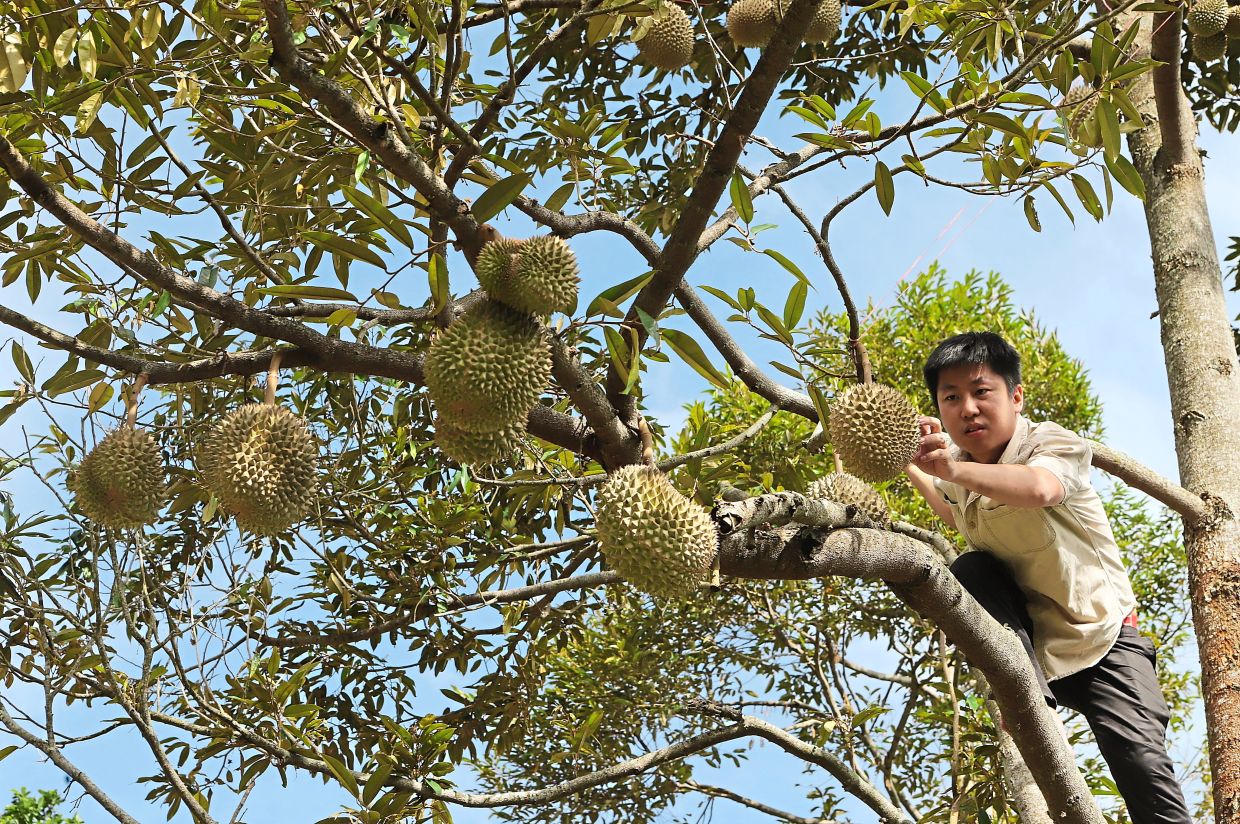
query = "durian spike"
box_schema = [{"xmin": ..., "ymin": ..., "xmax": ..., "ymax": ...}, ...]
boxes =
[
  {"xmin": 264, "ymin": 352, "xmax": 284, "ymax": 406},
  {"xmin": 126, "ymin": 373, "xmax": 149, "ymax": 428}
]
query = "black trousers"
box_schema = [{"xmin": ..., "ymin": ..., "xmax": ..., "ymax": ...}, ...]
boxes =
[{"xmin": 950, "ymin": 551, "xmax": 1192, "ymax": 824}]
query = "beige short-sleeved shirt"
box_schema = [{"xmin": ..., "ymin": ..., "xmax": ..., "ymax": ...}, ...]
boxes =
[{"xmin": 934, "ymin": 414, "xmax": 1137, "ymax": 681}]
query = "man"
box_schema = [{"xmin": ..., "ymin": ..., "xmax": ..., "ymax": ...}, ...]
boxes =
[{"xmin": 904, "ymin": 331, "xmax": 1191, "ymax": 824}]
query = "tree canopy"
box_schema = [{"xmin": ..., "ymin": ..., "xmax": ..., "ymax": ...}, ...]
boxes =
[{"xmin": 0, "ymin": 0, "xmax": 1230, "ymax": 821}]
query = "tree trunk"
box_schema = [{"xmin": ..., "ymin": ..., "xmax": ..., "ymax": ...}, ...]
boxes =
[{"xmin": 1121, "ymin": 11, "xmax": 1240, "ymax": 820}]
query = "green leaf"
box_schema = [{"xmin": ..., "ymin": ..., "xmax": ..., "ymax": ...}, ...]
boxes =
[
  {"xmin": 472, "ymin": 172, "xmax": 533, "ymax": 223},
  {"xmin": 661, "ymin": 329, "xmax": 730, "ymax": 390},
  {"xmin": 43, "ymin": 369, "xmax": 105, "ymax": 396},
  {"xmin": 77, "ymin": 30, "xmax": 97, "ymax": 80},
  {"xmin": 1105, "ymin": 152, "xmax": 1145, "ymax": 200},
  {"xmin": 363, "ymin": 760, "xmax": 394, "ymax": 805},
  {"xmin": 300, "ymin": 230, "xmax": 386, "ymax": 269},
  {"xmin": 755, "ymin": 304, "xmax": 794, "ymax": 346},
  {"xmin": 0, "ymin": 744, "xmax": 17, "ymax": 762},
  {"xmin": 428, "ymin": 253, "xmax": 449, "ymax": 313},
  {"xmin": 783, "ymin": 280, "xmax": 807, "ymax": 330},
  {"xmin": 1071, "ymin": 174, "xmax": 1104, "ymax": 221},
  {"xmin": 10, "ymin": 342, "xmax": 32, "ymax": 383},
  {"xmin": 76, "ymin": 91, "xmax": 105, "ymax": 134},
  {"xmin": 729, "ymin": 171, "xmax": 753, "ymax": 224},
  {"xmin": 53, "ymin": 28, "xmax": 76, "ymax": 68},
  {"xmin": 698, "ymin": 284, "xmax": 742, "ymax": 311},
  {"xmin": 141, "ymin": 6, "xmax": 163, "ymax": 48},
  {"xmin": 544, "ymin": 181, "xmax": 575, "ymax": 212},
  {"xmin": 257, "ymin": 284, "xmax": 359, "ymax": 301},
  {"xmin": 1041, "ymin": 180, "xmax": 1075, "ymax": 225},
  {"xmin": 1022, "ymin": 196, "xmax": 1041, "ymax": 232},
  {"xmin": 851, "ymin": 706, "xmax": 889, "ymax": 728},
  {"xmin": 0, "ymin": 32, "xmax": 27, "ymax": 93},
  {"xmin": 874, "ymin": 162, "xmax": 894, "ymax": 215},
  {"xmin": 353, "ymin": 150, "xmax": 370, "ymax": 185},
  {"xmin": 586, "ymin": 271, "xmax": 653, "ymax": 317},
  {"xmin": 1098, "ymin": 100, "xmax": 1121, "ymax": 161},
  {"xmin": 344, "ymin": 187, "xmax": 414, "ymax": 250},
  {"xmin": 762, "ymin": 249, "xmax": 811, "ymax": 288},
  {"xmin": 322, "ymin": 753, "xmax": 360, "ymax": 799}
]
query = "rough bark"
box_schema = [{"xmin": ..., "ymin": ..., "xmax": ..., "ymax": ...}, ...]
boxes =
[
  {"xmin": 1119, "ymin": 9, "xmax": 1240, "ymax": 819},
  {"xmin": 713, "ymin": 503, "xmax": 1104, "ymax": 823}
]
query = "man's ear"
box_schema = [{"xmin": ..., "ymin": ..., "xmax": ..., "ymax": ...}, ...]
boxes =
[{"xmin": 1012, "ymin": 383, "xmax": 1024, "ymax": 412}]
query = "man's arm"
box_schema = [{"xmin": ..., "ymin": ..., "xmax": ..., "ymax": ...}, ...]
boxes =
[
  {"xmin": 905, "ymin": 462, "xmax": 957, "ymax": 529},
  {"xmin": 913, "ymin": 416, "xmax": 1065, "ymax": 508}
]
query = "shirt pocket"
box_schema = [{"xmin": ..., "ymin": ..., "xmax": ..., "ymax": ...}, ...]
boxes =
[{"xmin": 977, "ymin": 504, "xmax": 1057, "ymax": 554}]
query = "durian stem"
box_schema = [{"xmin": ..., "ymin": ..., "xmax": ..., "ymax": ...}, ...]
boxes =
[
  {"xmin": 833, "ymin": 452, "xmax": 844, "ymax": 475},
  {"xmin": 638, "ymin": 416, "xmax": 655, "ymax": 466},
  {"xmin": 126, "ymin": 373, "xmax": 149, "ymax": 428},
  {"xmin": 265, "ymin": 351, "xmax": 284, "ymax": 406}
]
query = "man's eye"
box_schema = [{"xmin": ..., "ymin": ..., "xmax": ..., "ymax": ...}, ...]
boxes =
[{"xmin": 977, "ymin": 388, "xmax": 989, "ymax": 396}]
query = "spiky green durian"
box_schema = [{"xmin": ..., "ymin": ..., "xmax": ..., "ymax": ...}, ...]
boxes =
[
  {"xmin": 197, "ymin": 404, "xmax": 318, "ymax": 535},
  {"xmin": 827, "ymin": 383, "xmax": 920, "ymax": 483},
  {"xmin": 435, "ymin": 417, "xmax": 523, "ymax": 465},
  {"xmin": 635, "ymin": 3, "xmax": 695, "ymax": 70},
  {"xmin": 727, "ymin": 0, "xmax": 777, "ymax": 47},
  {"xmin": 595, "ymin": 464, "xmax": 717, "ymax": 599},
  {"xmin": 476, "ymin": 236, "xmax": 579, "ymax": 316},
  {"xmin": 1060, "ymin": 84, "xmax": 1097, "ymax": 142},
  {"xmin": 423, "ymin": 300, "xmax": 551, "ymax": 432},
  {"xmin": 68, "ymin": 426, "xmax": 167, "ymax": 528},
  {"xmin": 807, "ymin": 471, "xmax": 889, "ymax": 524},
  {"xmin": 805, "ymin": 0, "xmax": 842, "ymax": 43},
  {"xmin": 1188, "ymin": 0, "xmax": 1228, "ymax": 36},
  {"xmin": 1192, "ymin": 31, "xmax": 1228, "ymax": 60},
  {"xmin": 1226, "ymin": 5, "xmax": 1240, "ymax": 38},
  {"xmin": 474, "ymin": 237, "xmax": 527, "ymax": 299}
]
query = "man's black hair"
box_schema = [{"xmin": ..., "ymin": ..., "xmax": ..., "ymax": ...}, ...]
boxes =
[{"xmin": 922, "ymin": 331, "xmax": 1022, "ymax": 406}]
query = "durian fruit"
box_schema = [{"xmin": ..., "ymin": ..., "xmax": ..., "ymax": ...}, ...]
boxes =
[
  {"xmin": 727, "ymin": 0, "xmax": 778, "ymax": 47},
  {"xmin": 1226, "ymin": 5, "xmax": 1240, "ymax": 38},
  {"xmin": 635, "ymin": 3, "xmax": 695, "ymax": 70},
  {"xmin": 68, "ymin": 425, "xmax": 167, "ymax": 528},
  {"xmin": 1059, "ymin": 84, "xmax": 1097, "ymax": 142},
  {"xmin": 807, "ymin": 471, "xmax": 889, "ymax": 524},
  {"xmin": 595, "ymin": 464, "xmax": 717, "ymax": 599},
  {"xmin": 1187, "ymin": 0, "xmax": 1228, "ymax": 36},
  {"xmin": 476, "ymin": 236, "xmax": 580, "ymax": 316},
  {"xmin": 805, "ymin": 0, "xmax": 842, "ymax": 43},
  {"xmin": 423, "ymin": 299, "xmax": 551, "ymax": 432},
  {"xmin": 198, "ymin": 403, "xmax": 318, "ymax": 535},
  {"xmin": 435, "ymin": 416, "xmax": 523, "ymax": 465},
  {"xmin": 827, "ymin": 383, "xmax": 920, "ymax": 483},
  {"xmin": 1192, "ymin": 31, "xmax": 1228, "ymax": 60}
]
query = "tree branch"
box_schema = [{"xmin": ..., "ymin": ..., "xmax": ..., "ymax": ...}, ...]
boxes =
[
  {"xmin": 1149, "ymin": 11, "xmax": 1193, "ymax": 167},
  {"xmin": 677, "ymin": 779, "xmax": 837, "ymax": 824},
  {"xmin": 0, "ymin": 702, "xmax": 142, "ymax": 824},
  {"xmin": 713, "ymin": 513, "xmax": 1104, "ymax": 823},
  {"xmin": 1088, "ymin": 440, "xmax": 1207, "ymax": 523}
]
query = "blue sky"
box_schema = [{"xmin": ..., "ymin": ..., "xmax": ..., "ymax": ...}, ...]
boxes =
[{"xmin": 0, "ymin": 21, "xmax": 1236, "ymax": 824}]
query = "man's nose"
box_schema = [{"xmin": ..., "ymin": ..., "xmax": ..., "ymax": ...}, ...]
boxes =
[{"xmin": 960, "ymin": 396, "xmax": 979, "ymax": 417}]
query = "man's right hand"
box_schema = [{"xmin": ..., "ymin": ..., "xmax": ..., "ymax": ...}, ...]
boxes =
[{"xmin": 912, "ymin": 415, "xmax": 958, "ymax": 481}]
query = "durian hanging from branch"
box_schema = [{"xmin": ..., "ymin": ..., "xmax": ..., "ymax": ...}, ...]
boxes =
[
  {"xmin": 726, "ymin": 0, "xmax": 841, "ymax": 48},
  {"xmin": 474, "ymin": 235, "xmax": 580, "ymax": 317},
  {"xmin": 196, "ymin": 352, "xmax": 318, "ymax": 536},
  {"xmin": 632, "ymin": 2, "xmax": 696, "ymax": 71},
  {"xmin": 807, "ymin": 471, "xmax": 890, "ymax": 525},
  {"xmin": 827, "ymin": 382, "xmax": 920, "ymax": 483},
  {"xmin": 424, "ymin": 299, "xmax": 552, "ymax": 433},
  {"xmin": 68, "ymin": 373, "xmax": 168, "ymax": 529}
]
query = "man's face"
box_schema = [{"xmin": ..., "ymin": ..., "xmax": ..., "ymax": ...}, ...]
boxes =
[{"xmin": 934, "ymin": 362, "xmax": 1023, "ymax": 464}]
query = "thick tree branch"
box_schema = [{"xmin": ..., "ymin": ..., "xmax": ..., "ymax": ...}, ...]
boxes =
[
  {"xmin": 1149, "ymin": 12, "xmax": 1193, "ymax": 167},
  {"xmin": 0, "ymin": 703, "xmax": 142, "ymax": 824},
  {"xmin": 713, "ymin": 502, "xmax": 1104, "ymax": 823},
  {"xmin": 613, "ymin": 0, "xmax": 822, "ymax": 416},
  {"xmin": 1088, "ymin": 440, "xmax": 1207, "ymax": 523}
]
